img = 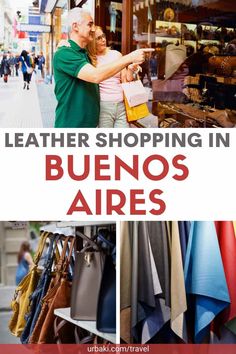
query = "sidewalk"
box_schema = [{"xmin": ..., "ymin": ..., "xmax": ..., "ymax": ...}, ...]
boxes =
[
  {"xmin": 36, "ymin": 78, "xmax": 57, "ymax": 128},
  {"xmin": 0, "ymin": 73, "xmax": 56, "ymax": 128},
  {"xmin": 0, "ymin": 285, "xmax": 20, "ymax": 343},
  {"xmin": 0, "ymin": 285, "xmax": 15, "ymax": 310}
]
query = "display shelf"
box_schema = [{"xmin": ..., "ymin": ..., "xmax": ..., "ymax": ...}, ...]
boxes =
[
  {"xmin": 41, "ymin": 221, "xmax": 115, "ymax": 229},
  {"xmin": 155, "ymin": 36, "xmax": 180, "ymax": 44},
  {"xmin": 40, "ymin": 221, "xmax": 116, "ymax": 236},
  {"xmin": 154, "ymin": 33, "xmax": 181, "ymax": 38},
  {"xmin": 183, "ymin": 40, "xmax": 197, "ymax": 50},
  {"xmin": 40, "ymin": 224, "xmax": 75, "ymax": 235},
  {"xmin": 155, "ymin": 20, "xmax": 181, "ymax": 30},
  {"xmin": 198, "ymin": 39, "xmax": 220, "ymax": 44},
  {"xmin": 153, "ymin": 20, "xmax": 235, "ymax": 50},
  {"xmin": 54, "ymin": 307, "xmax": 116, "ymax": 344},
  {"xmin": 56, "ymin": 221, "xmax": 116, "ymax": 227}
]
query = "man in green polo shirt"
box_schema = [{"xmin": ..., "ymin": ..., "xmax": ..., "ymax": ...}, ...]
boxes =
[{"xmin": 53, "ymin": 8, "xmax": 153, "ymax": 128}]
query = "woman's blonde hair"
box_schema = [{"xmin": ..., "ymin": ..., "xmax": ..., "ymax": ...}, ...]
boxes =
[{"xmin": 87, "ymin": 26, "xmax": 108, "ymax": 67}]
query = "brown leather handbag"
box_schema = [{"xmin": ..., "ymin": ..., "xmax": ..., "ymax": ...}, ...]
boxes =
[
  {"xmin": 29, "ymin": 235, "xmax": 75, "ymax": 343},
  {"xmin": 70, "ymin": 231, "xmax": 105, "ymax": 321}
]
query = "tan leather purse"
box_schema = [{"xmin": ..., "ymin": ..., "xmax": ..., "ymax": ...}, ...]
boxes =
[{"xmin": 70, "ymin": 231, "xmax": 105, "ymax": 321}]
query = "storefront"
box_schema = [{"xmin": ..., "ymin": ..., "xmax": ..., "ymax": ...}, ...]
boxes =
[
  {"xmin": 0, "ymin": 222, "xmax": 29, "ymax": 286},
  {"xmin": 95, "ymin": 0, "xmax": 236, "ymax": 128},
  {"xmin": 40, "ymin": 0, "xmax": 69, "ymax": 74},
  {"xmin": 40, "ymin": 0, "xmax": 236, "ymax": 127},
  {"xmin": 0, "ymin": 0, "xmax": 14, "ymax": 51}
]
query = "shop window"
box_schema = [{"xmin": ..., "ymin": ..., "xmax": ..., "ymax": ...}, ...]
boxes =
[
  {"xmin": 131, "ymin": 0, "xmax": 236, "ymax": 128},
  {"xmin": 95, "ymin": 1, "xmax": 123, "ymax": 52}
]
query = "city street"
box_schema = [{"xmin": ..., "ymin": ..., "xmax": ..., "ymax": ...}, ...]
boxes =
[{"xmin": 0, "ymin": 73, "xmax": 56, "ymax": 128}]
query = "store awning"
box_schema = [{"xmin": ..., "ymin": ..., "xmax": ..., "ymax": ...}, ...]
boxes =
[
  {"xmin": 18, "ymin": 23, "xmax": 51, "ymax": 33},
  {"xmin": 40, "ymin": 0, "xmax": 68, "ymax": 13},
  {"xmin": 40, "ymin": 0, "xmax": 58, "ymax": 13}
]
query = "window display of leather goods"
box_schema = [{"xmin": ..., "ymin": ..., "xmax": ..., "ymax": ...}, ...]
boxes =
[
  {"xmin": 120, "ymin": 221, "xmax": 236, "ymax": 344},
  {"xmin": 129, "ymin": 0, "xmax": 236, "ymax": 128},
  {"xmin": 153, "ymin": 101, "xmax": 236, "ymax": 128},
  {"xmin": 8, "ymin": 222, "xmax": 116, "ymax": 344}
]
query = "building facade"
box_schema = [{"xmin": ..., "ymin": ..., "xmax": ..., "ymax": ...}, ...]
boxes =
[
  {"xmin": 0, "ymin": 222, "xmax": 29, "ymax": 286},
  {"xmin": 0, "ymin": 0, "xmax": 14, "ymax": 51}
]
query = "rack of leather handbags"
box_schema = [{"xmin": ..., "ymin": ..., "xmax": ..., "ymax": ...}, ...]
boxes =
[
  {"xmin": 121, "ymin": 221, "xmax": 236, "ymax": 344},
  {"xmin": 9, "ymin": 223, "xmax": 116, "ymax": 344}
]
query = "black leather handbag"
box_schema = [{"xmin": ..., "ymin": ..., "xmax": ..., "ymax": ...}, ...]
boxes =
[{"xmin": 96, "ymin": 230, "xmax": 116, "ymax": 333}]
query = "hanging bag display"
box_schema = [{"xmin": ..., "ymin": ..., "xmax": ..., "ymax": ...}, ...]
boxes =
[
  {"xmin": 9, "ymin": 231, "xmax": 51, "ymax": 337},
  {"xmin": 29, "ymin": 235, "xmax": 75, "ymax": 344},
  {"xmin": 70, "ymin": 231, "xmax": 105, "ymax": 321},
  {"xmin": 20, "ymin": 233, "xmax": 60, "ymax": 343}
]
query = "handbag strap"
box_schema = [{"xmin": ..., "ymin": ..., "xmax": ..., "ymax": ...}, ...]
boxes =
[
  {"xmin": 62, "ymin": 236, "xmax": 76, "ymax": 274},
  {"xmin": 54, "ymin": 235, "xmax": 75, "ymax": 282},
  {"xmin": 54, "ymin": 235, "xmax": 72, "ymax": 271},
  {"xmin": 76, "ymin": 230, "xmax": 101, "ymax": 252},
  {"xmin": 97, "ymin": 230, "xmax": 116, "ymax": 249},
  {"xmin": 43, "ymin": 233, "xmax": 61, "ymax": 271},
  {"xmin": 97, "ymin": 230, "xmax": 116, "ymax": 265},
  {"xmin": 33, "ymin": 231, "xmax": 52, "ymax": 265},
  {"xmin": 22, "ymin": 56, "xmax": 30, "ymax": 68}
]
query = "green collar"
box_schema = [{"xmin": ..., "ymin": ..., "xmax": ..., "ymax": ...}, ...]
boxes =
[{"xmin": 69, "ymin": 39, "xmax": 87, "ymax": 53}]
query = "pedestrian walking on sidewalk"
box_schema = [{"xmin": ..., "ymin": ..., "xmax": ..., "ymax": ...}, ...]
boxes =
[
  {"xmin": 15, "ymin": 241, "xmax": 34, "ymax": 285},
  {"xmin": 38, "ymin": 52, "xmax": 46, "ymax": 79},
  {"xmin": 0, "ymin": 54, "xmax": 11, "ymax": 83},
  {"xmin": 9, "ymin": 53, "xmax": 15, "ymax": 77},
  {"xmin": 53, "ymin": 7, "xmax": 153, "ymax": 128},
  {"xmin": 19, "ymin": 50, "xmax": 33, "ymax": 90},
  {"xmin": 15, "ymin": 55, "xmax": 20, "ymax": 77}
]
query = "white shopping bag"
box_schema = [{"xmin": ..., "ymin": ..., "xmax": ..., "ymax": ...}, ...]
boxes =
[{"xmin": 121, "ymin": 80, "xmax": 149, "ymax": 107}]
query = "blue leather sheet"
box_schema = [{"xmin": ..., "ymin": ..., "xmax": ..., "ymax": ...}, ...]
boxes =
[{"xmin": 184, "ymin": 221, "xmax": 230, "ymax": 343}]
